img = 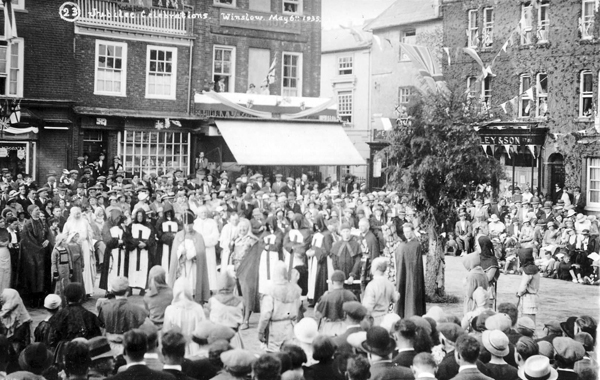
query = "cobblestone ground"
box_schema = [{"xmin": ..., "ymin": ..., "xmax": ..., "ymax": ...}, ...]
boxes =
[{"xmin": 27, "ymin": 256, "xmax": 600, "ymax": 354}]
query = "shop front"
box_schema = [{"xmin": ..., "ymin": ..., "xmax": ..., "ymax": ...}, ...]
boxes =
[
  {"xmin": 194, "ymin": 91, "xmax": 365, "ymax": 181},
  {"xmin": 0, "ymin": 140, "xmax": 36, "ymax": 178},
  {"xmin": 477, "ymin": 122, "xmax": 548, "ymax": 194}
]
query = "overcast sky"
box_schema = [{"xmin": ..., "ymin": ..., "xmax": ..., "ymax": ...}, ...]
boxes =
[{"xmin": 321, "ymin": 0, "xmax": 397, "ymax": 29}]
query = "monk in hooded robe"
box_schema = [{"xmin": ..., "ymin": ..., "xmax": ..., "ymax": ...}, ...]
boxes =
[
  {"xmin": 282, "ymin": 213, "xmax": 312, "ymax": 297},
  {"xmin": 155, "ymin": 203, "xmax": 181, "ymax": 273},
  {"xmin": 125, "ymin": 209, "xmax": 156, "ymax": 294},
  {"xmin": 168, "ymin": 210, "xmax": 210, "ymax": 304},
  {"xmin": 258, "ymin": 216, "xmax": 284, "ymax": 295},
  {"xmin": 193, "ymin": 205, "xmax": 220, "ymax": 292},
  {"xmin": 394, "ymin": 223, "xmax": 426, "ymax": 318},
  {"xmin": 307, "ymin": 214, "xmax": 334, "ymax": 305},
  {"xmin": 99, "ymin": 206, "xmax": 127, "ymax": 293},
  {"xmin": 231, "ymin": 217, "xmax": 262, "ymax": 330}
]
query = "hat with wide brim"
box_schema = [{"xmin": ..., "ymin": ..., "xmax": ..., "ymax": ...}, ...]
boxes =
[
  {"xmin": 19, "ymin": 343, "xmax": 53, "ymax": 375},
  {"xmin": 361, "ymin": 327, "xmax": 396, "ymax": 357},
  {"xmin": 560, "ymin": 316, "xmax": 577, "ymax": 338},
  {"xmin": 517, "ymin": 355, "xmax": 558, "ymax": 380},
  {"xmin": 482, "ymin": 330, "xmax": 509, "ymax": 357}
]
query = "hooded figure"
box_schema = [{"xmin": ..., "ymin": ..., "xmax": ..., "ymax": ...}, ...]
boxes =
[
  {"xmin": 307, "ymin": 214, "xmax": 334, "ymax": 305},
  {"xmin": 258, "ymin": 216, "xmax": 284, "ymax": 294},
  {"xmin": 517, "ymin": 248, "xmax": 540, "ymax": 324},
  {"xmin": 168, "ymin": 211, "xmax": 209, "ymax": 304},
  {"xmin": 99, "ymin": 208, "xmax": 127, "ymax": 292},
  {"xmin": 155, "ymin": 203, "xmax": 181, "ymax": 273},
  {"xmin": 206, "ymin": 270, "xmax": 245, "ymax": 348},
  {"xmin": 193, "ymin": 205, "xmax": 220, "ymax": 292},
  {"xmin": 50, "ymin": 233, "xmax": 73, "ymax": 299},
  {"xmin": 478, "ymin": 235, "xmax": 499, "ymax": 283},
  {"xmin": 232, "ymin": 218, "xmax": 263, "ymax": 330},
  {"xmin": 143, "ymin": 266, "xmax": 173, "ymax": 328},
  {"xmin": 462, "ymin": 252, "xmax": 489, "ymax": 314},
  {"xmin": 283, "ymin": 213, "xmax": 313, "ymax": 297},
  {"xmin": 125, "ymin": 209, "xmax": 156, "ymax": 292},
  {"xmin": 461, "ymin": 286, "xmax": 492, "ymax": 331},
  {"xmin": 258, "ymin": 261, "xmax": 302, "ymax": 352},
  {"xmin": 163, "ymin": 277, "xmax": 207, "ymax": 358}
]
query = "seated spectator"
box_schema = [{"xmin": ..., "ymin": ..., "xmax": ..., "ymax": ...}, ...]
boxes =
[
  {"xmin": 161, "ymin": 330, "xmax": 195, "ymax": 380},
  {"xmin": 213, "ymin": 349, "xmax": 256, "ymax": 380},
  {"xmin": 88, "ymin": 336, "xmax": 117, "ymax": 380},
  {"xmin": 105, "ymin": 329, "xmax": 174, "ymax": 380},
  {"xmin": 345, "ymin": 355, "xmax": 370, "ymax": 380},
  {"xmin": 451, "ymin": 334, "xmax": 493, "ymax": 380},
  {"xmin": 481, "ymin": 330, "xmax": 517, "ymax": 380},
  {"xmin": 253, "ymin": 354, "xmax": 282, "ymax": 380},
  {"xmin": 64, "ymin": 341, "xmax": 91, "ymax": 380}
]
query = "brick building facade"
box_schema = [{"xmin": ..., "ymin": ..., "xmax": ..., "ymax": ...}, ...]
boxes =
[
  {"xmin": 2, "ymin": 0, "xmax": 324, "ymax": 181},
  {"xmin": 442, "ymin": 0, "xmax": 600, "ymax": 213}
]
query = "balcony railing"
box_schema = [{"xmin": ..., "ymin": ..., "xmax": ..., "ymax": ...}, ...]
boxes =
[{"xmin": 76, "ymin": 0, "xmax": 189, "ymax": 36}]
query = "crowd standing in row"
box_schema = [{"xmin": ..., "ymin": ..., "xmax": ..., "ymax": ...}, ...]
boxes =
[{"xmin": 0, "ymin": 155, "xmax": 596, "ymax": 380}]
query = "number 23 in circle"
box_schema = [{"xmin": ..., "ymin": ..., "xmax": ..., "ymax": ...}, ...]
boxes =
[{"xmin": 59, "ymin": 2, "xmax": 81, "ymax": 22}]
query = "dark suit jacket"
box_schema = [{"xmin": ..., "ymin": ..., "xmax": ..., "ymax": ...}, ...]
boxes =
[
  {"xmin": 106, "ymin": 364, "xmax": 176, "ymax": 380},
  {"xmin": 392, "ymin": 349, "xmax": 417, "ymax": 368},
  {"xmin": 449, "ymin": 367, "xmax": 494, "ymax": 380},
  {"xmin": 437, "ymin": 352, "xmax": 490, "ymax": 380},
  {"xmin": 574, "ymin": 193, "xmax": 586, "ymax": 213},
  {"xmin": 556, "ymin": 369, "xmax": 579, "ymax": 380},
  {"xmin": 163, "ymin": 368, "xmax": 196, "ymax": 380},
  {"xmin": 369, "ymin": 361, "xmax": 414, "ymax": 380},
  {"xmin": 182, "ymin": 358, "xmax": 219, "ymax": 380}
]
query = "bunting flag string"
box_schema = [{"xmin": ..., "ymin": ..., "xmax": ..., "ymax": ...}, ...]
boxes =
[
  {"xmin": 490, "ymin": 144, "xmax": 496, "ymax": 155},
  {"xmin": 504, "ymin": 144, "xmax": 512, "ymax": 159},
  {"xmin": 481, "ymin": 144, "xmax": 489, "ymax": 157},
  {"xmin": 500, "ymin": 102, "xmax": 508, "ymax": 114},
  {"xmin": 443, "ymin": 47, "xmax": 451, "ymax": 65},
  {"xmin": 526, "ymin": 144, "xmax": 537, "ymax": 159}
]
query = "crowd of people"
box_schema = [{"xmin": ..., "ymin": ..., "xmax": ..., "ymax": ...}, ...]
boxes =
[{"xmin": 0, "ymin": 155, "xmax": 596, "ymax": 380}]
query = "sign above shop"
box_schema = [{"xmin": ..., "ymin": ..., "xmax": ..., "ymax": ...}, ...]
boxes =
[{"xmin": 477, "ymin": 126, "xmax": 547, "ymax": 146}]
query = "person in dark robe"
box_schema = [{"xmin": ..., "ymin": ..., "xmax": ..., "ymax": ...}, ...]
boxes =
[
  {"xmin": 47, "ymin": 282, "xmax": 103, "ymax": 348},
  {"xmin": 478, "ymin": 235, "xmax": 500, "ymax": 283},
  {"xmin": 258, "ymin": 216, "xmax": 284, "ymax": 295},
  {"xmin": 282, "ymin": 213, "xmax": 312, "ymax": 297},
  {"xmin": 99, "ymin": 206, "xmax": 127, "ymax": 293},
  {"xmin": 155, "ymin": 203, "xmax": 181, "ymax": 273},
  {"xmin": 331, "ymin": 222, "xmax": 361, "ymax": 278},
  {"xmin": 307, "ymin": 214, "xmax": 334, "ymax": 306},
  {"xmin": 168, "ymin": 210, "xmax": 210, "ymax": 304},
  {"xmin": 232, "ymin": 217, "xmax": 263, "ymax": 330},
  {"xmin": 395, "ymin": 223, "xmax": 426, "ymax": 318},
  {"xmin": 18, "ymin": 204, "xmax": 51, "ymax": 307},
  {"xmin": 124, "ymin": 209, "xmax": 156, "ymax": 295}
]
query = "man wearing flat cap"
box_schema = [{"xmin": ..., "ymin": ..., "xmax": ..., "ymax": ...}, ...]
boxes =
[
  {"xmin": 212, "ymin": 349, "xmax": 256, "ymax": 380},
  {"xmin": 553, "ymin": 337, "xmax": 585, "ymax": 380},
  {"xmin": 314, "ymin": 272, "xmax": 358, "ymax": 337},
  {"xmin": 331, "ymin": 301, "xmax": 367, "ymax": 355},
  {"xmin": 98, "ymin": 277, "xmax": 148, "ymax": 356}
]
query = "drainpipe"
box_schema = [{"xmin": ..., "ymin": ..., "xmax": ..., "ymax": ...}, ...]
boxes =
[{"xmin": 187, "ymin": 10, "xmax": 195, "ymax": 115}]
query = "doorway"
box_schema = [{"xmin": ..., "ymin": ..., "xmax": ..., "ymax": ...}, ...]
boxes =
[{"xmin": 548, "ymin": 153, "xmax": 565, "ymax": 202}]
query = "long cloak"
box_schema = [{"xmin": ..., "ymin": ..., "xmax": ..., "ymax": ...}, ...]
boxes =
[
  {"xmin": 394, "ymin": 238, "xmax": 426, "ymax": 318},
  {"xmin": 193, "ymin": 217, "xmax": 220, "ymax": 291},
  {"xmin": 62, "ymin": 217, "xmax": 96, "ymax": 295},
  {"xmin": 99, "ymin": 217, "xmax": 127, "ymax": 291},
  {"xmin": 18, "ymin": 218, "xmax": 50, "ymax": 294},
  {"xmin": 168, "ymin": 230, "xmax": 210, "ymax": 304},
  {"xmin": 307, "ymin": 216, "xmax": 334, "ymax": 303},
  {"xmin": 156, "ymin": 204, "xmax": 181, "ymax": 272},
  {"xmin": 125, "ymin": 213, "xmax": 156, "ymax": 289},
  {"xmin": 235, "ymin": 234, "xmax": 263, "ymax": 313}
]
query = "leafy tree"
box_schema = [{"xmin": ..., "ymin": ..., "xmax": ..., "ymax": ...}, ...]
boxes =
[{"xmin": 382, "ymin": 79, "xmax": 505, "ymax": 299}]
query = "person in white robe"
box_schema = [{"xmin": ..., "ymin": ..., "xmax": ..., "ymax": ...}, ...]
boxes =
[
  {"xmin": 62, "ymin": 207, "xmax": 96, "ymax": 296},
  {"xmin": 193, "ymin": 206, "xmax": 220, "ymax": 291}
]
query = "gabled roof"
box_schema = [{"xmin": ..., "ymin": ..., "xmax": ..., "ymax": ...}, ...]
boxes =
[
  {"xmin": 322, "ymin": 27, "xmax": 372, "ymax": 53},
  {"xmin": 365, "ymin": 0, "xmax": 440, "ymax": 31}
]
